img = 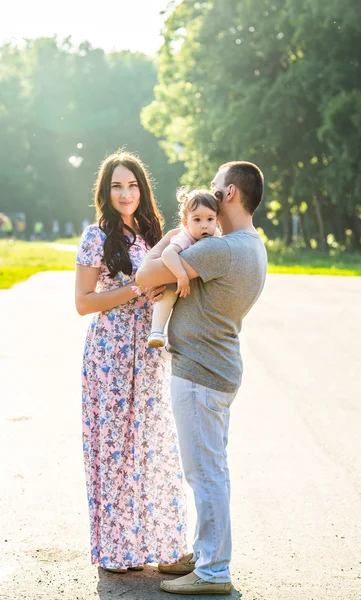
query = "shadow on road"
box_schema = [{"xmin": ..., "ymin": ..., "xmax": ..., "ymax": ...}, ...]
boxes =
[{"xmin": 97, "ymin": 565, "xmax": 241, "ymax": 600}]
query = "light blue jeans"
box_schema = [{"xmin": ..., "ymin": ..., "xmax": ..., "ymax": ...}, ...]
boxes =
[{"xmin": 171, "ymin": 375, "xmax": 237, "ymax": 583}]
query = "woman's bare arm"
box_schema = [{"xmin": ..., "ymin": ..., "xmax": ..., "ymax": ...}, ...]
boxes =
[{"xmin": 75, "ymin": 264, "xmax": 139, "ymax": 315}]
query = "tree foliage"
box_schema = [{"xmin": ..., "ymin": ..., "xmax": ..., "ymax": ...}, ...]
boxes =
[
  {"xmin": 0, "ymin": 37, "xmax": 183, "ymax": 233},
  {"xmin": 142, "ymin": 0, "xmax": 361, "ymax": 250}
]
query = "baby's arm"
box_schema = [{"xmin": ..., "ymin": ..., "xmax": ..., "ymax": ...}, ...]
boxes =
[{"xmin": 161, "ymin": 244, "xmax": 190, "ymax": 298}]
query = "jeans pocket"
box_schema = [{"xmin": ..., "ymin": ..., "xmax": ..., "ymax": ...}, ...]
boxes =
[{"xmin": 205, "ymin": 387, "xmax": 236, "ymax": 414}]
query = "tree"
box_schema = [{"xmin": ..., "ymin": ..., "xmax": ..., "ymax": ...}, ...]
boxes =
[
  {"xmin": 142, "ymin": 0, "xmax": 361, "ymax": 249},
  {"xmin": 0, "ymin": 37, "xmax": 183, "ymax": 233}
]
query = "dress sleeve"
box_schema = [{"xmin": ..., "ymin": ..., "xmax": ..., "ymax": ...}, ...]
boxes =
[{"xmin": 76, "ymin": 224, "xmax": 105, "ymax": 268}]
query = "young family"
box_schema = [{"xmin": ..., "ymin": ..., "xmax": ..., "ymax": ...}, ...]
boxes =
[{"xmin": 75, "ymin": 151, "xmax": 267, "ymax": 595}]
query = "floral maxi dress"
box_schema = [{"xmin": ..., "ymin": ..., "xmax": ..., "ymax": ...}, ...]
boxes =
[{"xmin": 77, "ymin": 224, "xmax": 187, "ymax": 569}]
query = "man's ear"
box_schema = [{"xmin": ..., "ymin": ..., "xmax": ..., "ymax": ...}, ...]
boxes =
[
  {"xmin": 181, "ymin": 217, "xmax": 188, "ymax": 228},
  {"xmin": 226, "ymin": 184, "xmax": 236, "ymax": 201}
]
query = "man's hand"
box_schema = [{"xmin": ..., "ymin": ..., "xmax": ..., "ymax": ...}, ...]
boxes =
[
  {"xmin": 163, "ymin": 227, "xmax": 182, "ymax": 243},
  {"xmin": 145, "ymin": 285, "xmax": 166, "ymax": 302},
  {"xmin": 176, "ymin": 275, "xmax": 190, "ymax": 298},
  {"xmin": 136, "ymin": 228, "xmax": 199, "ymax": 289}
]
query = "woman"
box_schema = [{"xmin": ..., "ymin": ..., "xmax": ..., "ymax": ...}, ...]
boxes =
[{"xmin": 75, "ymin": 151, "xmax": 187, "ymax": 572}]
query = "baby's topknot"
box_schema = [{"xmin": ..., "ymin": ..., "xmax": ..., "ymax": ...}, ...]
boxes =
[{"xmin": 176, "ymin": 187, "xmax": 219, "ymax": 220}]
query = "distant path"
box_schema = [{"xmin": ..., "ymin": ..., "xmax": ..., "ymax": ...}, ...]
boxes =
[
  {"xmin": 0, "ymin": 272, "xmax": 360, "ymax": 599},
  {"xmin": 48, "ymin": 243, "xmax": 77, "ymax": 252}
]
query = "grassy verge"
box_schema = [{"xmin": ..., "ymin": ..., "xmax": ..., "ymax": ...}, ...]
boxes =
[
  {"xmin": 266, "ymin": 246, "xmax": 361, "ymax": 276},
  {"xmin": 0, "ymin": 239, "xmax": 360, "ymax": 290},
  {"xmin": 268, "ymin": 264, "xmax": 360, "ymax": 276},
  {"xmin": 0, "ymin": 240, "xmax": 76, "ymax": 289}
]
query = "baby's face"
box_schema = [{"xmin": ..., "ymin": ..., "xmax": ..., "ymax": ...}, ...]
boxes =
[{"xmin": 184, "ymin": 205, "xmax": 218, "ymax": 240}]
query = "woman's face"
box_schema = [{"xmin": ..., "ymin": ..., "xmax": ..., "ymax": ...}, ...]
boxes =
[{"xmin": 110, "ymin": 164, "xmax": 141, "ymax": 222}]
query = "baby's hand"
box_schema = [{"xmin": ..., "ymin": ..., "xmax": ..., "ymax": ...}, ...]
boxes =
[{"xmin": 176, "ymin": 275, "xmax": 190, "ymax": 298}]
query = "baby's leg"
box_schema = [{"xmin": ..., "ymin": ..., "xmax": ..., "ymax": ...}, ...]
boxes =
[{"xmin": 148, "ymin": 284, "xmax": 177, "ymax": 348}]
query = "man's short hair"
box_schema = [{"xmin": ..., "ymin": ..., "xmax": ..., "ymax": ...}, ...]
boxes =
[{"xmin": 219, "ymin": 161, "xmax": 264, "ymax": 215}]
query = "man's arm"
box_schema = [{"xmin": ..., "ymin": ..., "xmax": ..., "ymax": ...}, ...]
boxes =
[{"xmin": 136, "ymin": 229, "xmax": 199, "ymax": 288}]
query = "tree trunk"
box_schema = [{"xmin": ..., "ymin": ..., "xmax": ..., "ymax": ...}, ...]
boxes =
[
  {"xmin": 299, "ymin": 211, "xmax": 311, "ymax": 249},
  {"xmin": 351, "ymin": 212, "xmax": 361, "ymax": 249},
  {"xmin": 330, "ymin": 205, "xmax": 343, "ymax": 243},
  {"xmin": 283, "ymin": 205, "xmax": 293, "ymax": 246},
  {"xmin": 281, "ymin": 174, "xmax": 293, "ymax": 246},
  {"xmin": 312, "ymin": 193, "xmax": 326, "ymax": 252},
  {"xmin": 346, "ymin": 212, "xmax": 361, "ymax": 250}
]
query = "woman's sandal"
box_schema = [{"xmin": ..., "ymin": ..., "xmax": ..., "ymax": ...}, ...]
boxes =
[
  {"xmin": 103, "ymin": 567, "xmax": 128, "ymax": 574},
  {"xmin": 103, "ymin": 565, "xmax": 144, "ymax": 573}
]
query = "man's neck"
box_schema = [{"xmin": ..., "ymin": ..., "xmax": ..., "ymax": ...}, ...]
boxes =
[{"xmin": 219, "ymin": 212, "xmax": 256, "ymax": 235}]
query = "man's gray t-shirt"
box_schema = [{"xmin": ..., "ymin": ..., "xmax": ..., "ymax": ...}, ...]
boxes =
[{"xmin": 168, "ymin": 230, "xmax": 267, "ymax": 393}]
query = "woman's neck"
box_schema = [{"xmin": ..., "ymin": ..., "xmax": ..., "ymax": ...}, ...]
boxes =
[{"xmin": 122, "ymin": 216, "xmax": 135, "ymax": 229}]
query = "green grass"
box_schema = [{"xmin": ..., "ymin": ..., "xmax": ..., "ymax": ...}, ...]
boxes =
[
  {"xmin": 0, "ymin": 240, "xmax": 76, "ymax": 289},
  {"xmin": 0, "ymin": 239, "xmax": 360, "ymax": 290},
  {"xmin": 268, "ymin": 264, "xmax": 360, "ymax": 276},
  {"xmin": 266, "ymin": 246, "xmax": 361, "ymax": 276}
]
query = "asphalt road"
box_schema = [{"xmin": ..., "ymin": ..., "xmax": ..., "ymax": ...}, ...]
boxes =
[{"xmin": 0, "ymin": 272, "xmax": 360, "ymax": 600}]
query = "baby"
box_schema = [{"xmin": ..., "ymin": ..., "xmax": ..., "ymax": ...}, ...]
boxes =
[{"xmin": 148, "ymin": 188, "xmax": 220, "ymax": 348}]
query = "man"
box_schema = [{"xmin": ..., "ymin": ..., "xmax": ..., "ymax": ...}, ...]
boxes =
[{"xmin": 136, "ymin": 161, "xmax": 267, "ymax": 595}]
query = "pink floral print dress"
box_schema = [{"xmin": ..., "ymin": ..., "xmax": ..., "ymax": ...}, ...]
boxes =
[{"xmin": 76, "ymin": 224, "xmax": 187, "ymax": 569}]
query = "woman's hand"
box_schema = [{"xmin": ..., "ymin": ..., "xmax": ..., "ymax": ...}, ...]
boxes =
[{"xmin": 145, "ymin": 285, "xmax": 167, "ymax": 302}]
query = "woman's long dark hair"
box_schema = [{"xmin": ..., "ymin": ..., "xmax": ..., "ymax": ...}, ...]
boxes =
[{"xmin": 94, "ymin": 151, "xmax": 163, "ymax": 278}]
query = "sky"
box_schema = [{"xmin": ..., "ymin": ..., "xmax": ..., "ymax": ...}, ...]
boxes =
[{"xmin": 0, "ymin": 0, "xmax": 179, "ymax": 56}]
